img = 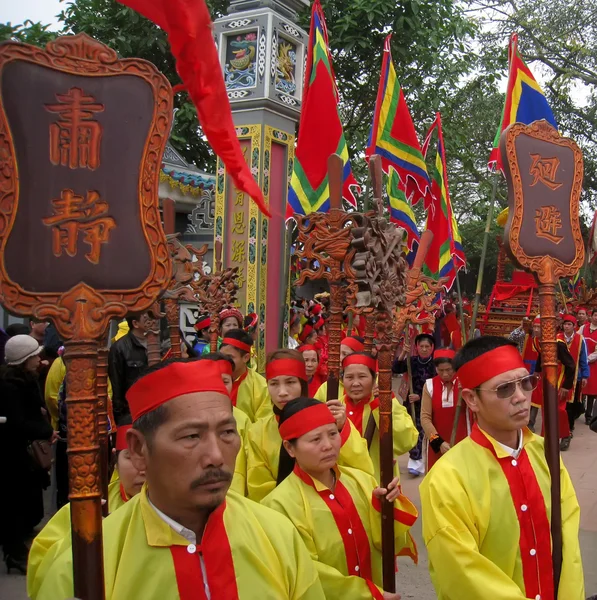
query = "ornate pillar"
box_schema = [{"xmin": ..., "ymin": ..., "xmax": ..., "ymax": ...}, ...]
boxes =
[{"xmin": 214, "ymin": 0, "xmax": 308, "ymax": 371}]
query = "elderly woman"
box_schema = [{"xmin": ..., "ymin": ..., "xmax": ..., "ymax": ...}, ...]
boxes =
[{"xmin": 0, "ymin": 335, "xmax": 56, "ymax": 574}]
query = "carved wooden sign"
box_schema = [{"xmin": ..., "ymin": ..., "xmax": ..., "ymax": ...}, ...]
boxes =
[
  {"xmin": 0, "ymin": 34, "xmax": 172, "ymax": 339},
  {"xmin": 502, "ymin": 120, "xmax": 585, "ymax": 282}
]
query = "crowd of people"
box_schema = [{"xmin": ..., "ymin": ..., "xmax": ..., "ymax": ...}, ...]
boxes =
[{"xmin": 0, "ymin": 297, "xmax": 592, "ymax": 599}]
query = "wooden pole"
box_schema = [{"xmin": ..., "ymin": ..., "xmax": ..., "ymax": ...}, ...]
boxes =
[
  {"xmin": 538, "ymin": 281, "xmax": 563, "ymax": 588},
  {"xmin": 64, "ymin": 341, "xmax": 105, "ymax": 600},
  {"xmin": 363, "ymin": 313, "xmax": 376, "ymax": 353},
  {"xmin": 558, "ymin": 279, "xmax": 569, "ymax": 313},
  {"xmin": 455, "ymin": 271, "xmax": 467, "ymax": 344},
  {"xmin": 95, "ymin": 345, "xmax": 110, "ymax": 517},
  {"xmin": 326, "ymin": 154, "xmax": 345, "ymax": 401},
  {"xmin": 470, "ymin": 173, "xmax": 498, "ymax": 338},
  {"xmin": 164, "ymin": 299, "xmax": 182, "ymax": 359},
  {"xmin": 377, "ymin": 334, "xmax": 396, "ymax": 593}
]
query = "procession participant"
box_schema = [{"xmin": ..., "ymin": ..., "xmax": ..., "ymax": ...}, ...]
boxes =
[
  {"xmin": 313, "ymin": 316, "xmax": 329, "ymax": 379},
  {"xmin": 579, "ymin": 308, "xmax": 597, "ymax": 424},
  {"xmin": 247, "ymin": 350, "xmax": 374, "ymax": 502},
  {"xmin": 244, "ymin": 312, "xmax": 259, "ymax": 368},
  {"xmin": 263, "ymin": 398, "xmax": 417, "ymax": 600},
  {"xmin": 27, "ymin": 424, "xmax": 145, "ymax": 599},
  {"xmin": 288, "ymin": 312, "xmax": 301, "ymax": 350},
  {"xmin": 199, "ymin": 352, "xmax": 250, "ymax": 496},
  {"xmin": 420, "ymin": 336, "xmax": 584, "ymax": 600},
  {"xmin": 200, "ymin": 306, "xmax": 244, "ymax": 355},
  {"xmin": 520, "ymin": 316, "xmax": 542, "ymax": 431},
  {"xmin": 299, "ymin": 344, "xmax": 325, "ymax": 396},
  {"xmin": 392, "ymin": 333, "xmax": 436, "ymax": 477},
  {"xmin": 576, "ymin": 306, "xmax": 588, "ymax": 329},
  {"xmin": 558, "ymin": 314, "xmax": 589, "ymax": 450},
  {"xmin": 192, "ymin": 314, "xmax": 211, "ymax": 354},
  {"xmin": 219, "ymin": 328, "xmax": 270, "ymax": 422},
  {"xmin": 420, "ymin": 349, "xmax": 471, "ymax": 471},
  {"xmin": 341, "ymin": 353, "xmax": 418, "ymax": 482},
  {"xmin": 36, "ymin": 360, "xmax": 326, "ymax": 600},
  {"xmin": 108, "ymin": 312, "xmax": 151, "ymax": 425},
  {"xmin": 314, "ymin": 336, "xmax": 365, "ymax": 401},
  {"xmin": 299, "ymin": 323, "xmax": 319, "ymax": 346}
]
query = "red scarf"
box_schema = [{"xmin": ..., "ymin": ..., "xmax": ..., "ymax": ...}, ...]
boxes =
[{"xmin": 230, "ymin": 371, "xmax": 248, "ymax": 406}]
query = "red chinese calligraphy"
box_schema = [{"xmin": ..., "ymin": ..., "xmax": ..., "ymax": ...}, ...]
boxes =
[
  {"xmin": 529, "ymin": 154, "xmax": 563, "ymax": 191},
  {"xmin": 42, "ymin": 189, "xmax": 116, "ymax": 264},
  {"xmin": 45, "ymin": 87, "xmax": 104, "ymax": 170}
]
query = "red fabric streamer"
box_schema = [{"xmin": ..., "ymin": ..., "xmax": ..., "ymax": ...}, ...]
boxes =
[
  {"xmin": 279, "ymin": 404, "xmax": 335, "ymax": 441},
  {"xmin": 118, "ymin": 0, "xmax": 271, "ymax": 217}
]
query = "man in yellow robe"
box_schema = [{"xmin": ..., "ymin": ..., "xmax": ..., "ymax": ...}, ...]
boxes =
[
  {"xmin": 220, "ymin": 329, "xmax": 271, "ymax": 421},
  {"xmin": 36, "ymin": 360, "xmax": 324, "ymax": 600},
  {"xmin": 420, "ymin": 336, "xmax": 584, "ymax": 600}
]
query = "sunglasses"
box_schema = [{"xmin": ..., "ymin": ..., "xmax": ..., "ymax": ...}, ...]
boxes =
[{"xmin": 477, "ymin": 373, "xmax": 540, "ymax": 400}]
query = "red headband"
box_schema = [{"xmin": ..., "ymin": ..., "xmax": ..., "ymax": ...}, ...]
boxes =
[
  {"xmin": 314, "ymin": 316, "xmax": 325, "ymax": 330},
  {"xmin": 266, "ymin": 358, "xmax": 307, "ymax": 382},
  {"xmin": 126, "ymin": 361, "xmax": 229, "ymax": 422},
  {"xmin": 194, "ymin": 316, "xmax": 210, "ymax": 331},
  {"xmin": 311, "ymin": 304, "xmax": 322, "ymax": 315},
  {"xmin": 279, "ymin": 404, "xmax": 336, "ymax": 441},
  {"xmin": 456, "ymin": 345, "xmax": 526, "ymax": 389},
  {"xmin": 341, "ymin": 337, "xmax": 365, "ymax": 353},
  {"xmin": 216, "ymin": 359, "xmax": 233, "ymax": 376},
  {"xmin": 244, "ymin": 312, "xmax": 258, "ymax": 331},
  {"xmin": 299, "ymin": 325, "xmax": 314, "ymax": 342},
  {"xmin": 221, "ymin": 337, "xmax": 252, "ymax": 353},
  {"xmin": 115, "ymin": 424, "xmax": 132, "ymax": 451},
  {"xmin": 434, "ymin": 348, "xmax": 455, "ymax": 360},
  {"xmin": 533, "ymin": 316, "xmax": 541, "ymax": 325},
  {"xmin": 563, "ymin": 314, "xmax": 577, "ymax": 325},
  {"xmin": 298, "ymin": 344, "xmax": 318, "ymax": 354},
  {"xmin": 343, "ymin": 353, "xmax": 377, "ymax": 372}
]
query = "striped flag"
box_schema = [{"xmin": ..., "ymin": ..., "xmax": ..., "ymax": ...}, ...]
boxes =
[
  {"xmin": 386, "ymin": 167, "xmax": 420, "ymax": 251},
  {"xmin": 286, "ymin": 0, "xmax": 359, "ymax": 219},
  {"xmin": 422, "ymin": 113, "xmax": 466, "ymax": 290},
  {"xmin": 366, "ymin": 34, "xmax": 432, "ymax": 208}
]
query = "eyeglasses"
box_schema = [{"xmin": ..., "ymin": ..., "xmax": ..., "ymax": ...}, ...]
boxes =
[{"xmin": 477, "ymin": 374, "xmax": 539, "ymax": 400}]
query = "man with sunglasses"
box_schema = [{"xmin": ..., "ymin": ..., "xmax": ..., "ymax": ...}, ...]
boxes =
[{"xmin": 420, "ymin": 336, "xmax": 584, "ymax": 600}]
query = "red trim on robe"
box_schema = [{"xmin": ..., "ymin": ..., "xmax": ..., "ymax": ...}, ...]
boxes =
[
  {"xmin": 470, "ymin": 425, "xmax": 554, "ymax": 600},
  {"xmin": 293, "ymin": 465, "xmax": 376, "ymax": 586},
  {"xmin": 344, "ymin": 393, "xmax": 379, "ymax": 436},
  {"xmin": 230, "ymin": 371, "xmax": 248, "ymax": 406},
  {"xmin": 119, "ymin": 483, "xmax": 129, "ymax": 503},
  {"xmin": 170, "ymin": 501, "xmax": 240, "ymax": 600},
  {"xmin": 371, "ymin": 494, "xmax": 418, "ymax": 527}
]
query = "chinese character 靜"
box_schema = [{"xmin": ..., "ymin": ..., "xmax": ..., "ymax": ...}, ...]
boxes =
[
  {"xmin": 232, "ymin": 211, "xmax": 246, "ymax": 235},
  {"xmin": 45, "ymin": 87, "xmax": 104, "ymax": 170},
  {"xmin": 231, "ymin": 240, "xmax": 246, "ymax": 263},
  {"xmin": 529, "ymin": 154, "xmax": 563, "ymax": 191},
  {"xmin": 535, "ymin": 205, "xmax": 564, "ymax": 245},
  {"xmin": 42, "ymin": 189, "xmax": 116, "ymax": 264}
]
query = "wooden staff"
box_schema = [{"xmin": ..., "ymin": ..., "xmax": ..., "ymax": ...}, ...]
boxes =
[
  {"xmin": 501, "ymin": 120, "xmax": 585, "ymax": 589},
  {"xmin": 449, "ymin": 390, "xmax": 463, "ymax": 447},
  {"xmin": 146, "ymin": 302, "xmax": 165, "ymax": 366},
  {"xmin": 96, "ymin": 344, "xmax": 110, "ymax": 517},
  {"xmin": 363, "ymin": 312, "xmax": 376, "ymax": 353}
]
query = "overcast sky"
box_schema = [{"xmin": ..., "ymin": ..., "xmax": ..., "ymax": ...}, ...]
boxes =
[{"xmin": 3, "ymin": 0, "xmax": 64, "ymax": 28}]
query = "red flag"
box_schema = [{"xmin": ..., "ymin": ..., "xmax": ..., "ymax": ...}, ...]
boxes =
[{"xmin": 118, "ymin": 0, "xmax": 271, "ymax": 217}]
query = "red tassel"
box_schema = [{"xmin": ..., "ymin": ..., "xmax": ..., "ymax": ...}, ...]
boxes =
[{"xmin": 119, "ymin": 0, "xmax": 271, "ymax": 217}]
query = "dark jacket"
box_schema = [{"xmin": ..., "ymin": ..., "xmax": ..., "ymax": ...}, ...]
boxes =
[
  {"xmin": 535, "ymin": 340, "xmax": 576, "ymax": 390},
  {"xmin": 108, "ymin": 331, "xmax": 148, "ymax": 425},
  {"xmin": 0, "ymin": 365, "xmax": 54, "ymax": 534}
]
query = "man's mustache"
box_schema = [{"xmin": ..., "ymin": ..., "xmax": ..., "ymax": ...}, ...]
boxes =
[{"xmin": 190, "ymin": 469, "xmax": 232, "ymax": 489}]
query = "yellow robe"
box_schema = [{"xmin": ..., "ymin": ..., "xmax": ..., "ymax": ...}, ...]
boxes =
[
  {"xmin": 36, "ymin": 489, "xmax": 325, "ymax": 600},
  {"xmin": 44, "ymin": 356, "xmax": 66, "ymax": 429},
  {"xmin": 420, "ymin": 425, "xmax": 584, "ymax": 600},
  {"xmin": 231, "ymin": 406, "xmax": 250, "ymax": 496},
  {"xmin": 236, "ymin": 368, "xmax": 271, "ymax": 422},
  {"xmin": 247, "ymin": 413, "xmax": 374, "ymax": 502},
  {"xmin": 263, "ymin": 465, "xmax": 418, "ymax": 599},
  {"xmin": 314, "ymin": 380, "xmax": 344, "ymax": 402},
  {"xmin": 27, "ymin": 479, "xmax": 127, "ymax": 600}
]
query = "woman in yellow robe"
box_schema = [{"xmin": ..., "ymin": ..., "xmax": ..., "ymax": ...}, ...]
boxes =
[
  {"xmin": 262, "ymin": 398, "xmax": 418, "ymax": 599},
  {"xmin": 338, "ymin": 353, "xmax": 418, "ymax": 481},
  {"xmin": 247, "ymin": 349, "xmax": 374, "ymax": 502},
  {"xmin": 27, "ymin": 424, "xmax": 145, "ymax": 599},
  {"xmin": 421, "ymin": 336, "xmax": 584, "ymax": 600}
]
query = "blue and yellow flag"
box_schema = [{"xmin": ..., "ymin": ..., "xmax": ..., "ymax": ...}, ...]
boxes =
[
  {"xmin": 286, "ymin": 0, "xmax": 359, "ymax": 219},
  {"xmin": 489, "ymin": 33, "xmax": 557, "ymax": 171}
]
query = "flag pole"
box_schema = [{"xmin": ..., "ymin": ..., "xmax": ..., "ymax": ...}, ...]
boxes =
[
  {"xmin": 455, "ymin": 270, "xmax": 467, "ymax": 344},
  {"xmin": 470, "ymin": 173, "xmax": 498, "ymax": 338}
]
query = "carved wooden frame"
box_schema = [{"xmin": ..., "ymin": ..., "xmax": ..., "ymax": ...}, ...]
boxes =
[
  {"xmin": 0, "ymin": 34, "xmax": 172, "ymax": 338},
  {"xmin": 503, "ymin": 120, "xmax": 585, "ymax": 284}
]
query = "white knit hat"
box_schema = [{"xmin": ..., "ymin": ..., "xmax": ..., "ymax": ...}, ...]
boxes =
[{"xmin": 5, "ymin": 335, "xmax": 43, "ymax": 365}]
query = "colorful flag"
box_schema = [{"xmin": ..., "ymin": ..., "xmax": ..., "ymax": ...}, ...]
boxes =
[
  {"xmin": 286, "ymin": 0, "xmax": 359, "ymax": 219},
  {"xmin": 386, "ymin": 167, "xmax": 420, "ymax": 251},
  {"xmin": 422, "ymin": 113, "xmax": 466, "ymax": 291},
  {"xmin": 366, "ymin": 34, "xmax": 432, "ymax": 208},
  {"xmin": 488, "ymin": 33, "xmax": 557, "ymax": 171},
  {"xmin": 118, "ymin": 0, "xmax": 271, "ymax": 216},
  {"xmin": 568, "ymin": 272, "xmax": 582, "ymax": 297}
]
